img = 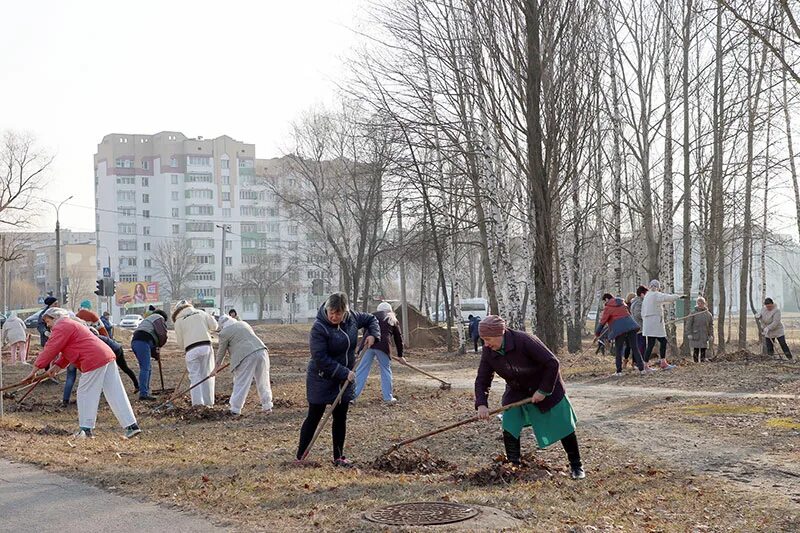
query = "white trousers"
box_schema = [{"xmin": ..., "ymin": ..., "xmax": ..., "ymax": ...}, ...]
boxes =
[
  {"xmin": 230, "ymin": 349, "xmax": 273, "ymax": 414},
  {"xmin": 186, "ymin": 345, "xmax": 215, "ymax": 406},
  {"xmin": 77, "ymin": 361, "xmax": 137, "ymax": 430}
]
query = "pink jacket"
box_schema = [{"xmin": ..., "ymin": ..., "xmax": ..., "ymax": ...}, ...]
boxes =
[{"xmin": 34, "ymin": 318, "xmax": 114, "ymax": 372}]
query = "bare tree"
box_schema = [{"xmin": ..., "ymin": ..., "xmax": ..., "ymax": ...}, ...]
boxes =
[
  {"xmin": 151, "ymin": 236, "xmax": 201, "ymax": 301},
  {"xmin": 232, "ymin": 253, "xmax": 294, "ymax": 320},
  {"xmin": 66, "ymin": 264, "xmax": 94, "ymax": 311},
  {"xmin": 1, "ymin": 131, "xmax": 51, "ymax": 228}
]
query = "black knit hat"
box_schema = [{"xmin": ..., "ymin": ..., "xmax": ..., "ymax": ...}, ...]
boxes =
[{"xmin": 44, "ymin": 296, "xmax": 57, "ymax": 306}]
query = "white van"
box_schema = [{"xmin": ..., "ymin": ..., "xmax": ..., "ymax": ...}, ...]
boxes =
[{"xmin": 459, "ymin": 298, "xmax": 489, "ymax": 323}]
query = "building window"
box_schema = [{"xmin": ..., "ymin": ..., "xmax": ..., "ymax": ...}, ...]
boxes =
[
  {"xmin": 267, "ymin": 223, "xmax": 279, "ymax": 233},
  {"xmin": 142, "ymin": 176, "xmax": 149, "ymax": 186},
  {"xmin": 188, "ymin": 156, "xmax": 211, "ymax": 166},
  {"xmin": 288, "ymin": 242, "xmax": 298, "ymax": 251},
  {"xmin": 172, "ymin": 224, "xmax": 180, "ymax": 234},
  {"xmin": 144, "ymin": 259, "xmax": 152, "ymax": 268},
  {"xmin": 288, "ymin": 225, "xmax": 298, "ymax": 235},
  {"xmin": 191, "ymin": 271, "xmax": 216, "ymax": 281},
  {"xmin": 115, "ymin": 158, "xmax": 133, "ymax": 168},
  {"xmin": 119, "ymin": 207, "xmax": 135, "ymax": 217},
  {"xmin": 185, "ymin": 205, "xmax": 214, "ymax": 216},
  {"xmin": 120, "ymin": 274, "xmax": 137, "ymax": 282},
  {"xmin": 143, "ymin": 226, "xmax": 150, "ymax": 235},
  {"xmin": 117, "ymin": 191, "xmax": 135, "ymax": 202},
  {"xmin": 240, "ymin": 190, "xmax": 258, "ymax": 200},
  {"xmin": 185, "ymin": 173, "xmax": 213, "ymax": 183},
  {"xmin": 221, "ymin": 159, "xmax": 230, "ymax": 169},
  {"xmin": 238, "ymin": 159, "xmax": 253, "ymax": 168},
  {"xmin": 142, "ymin": 161, "xmax": 149, "ymax": 171},
  {"xmin": 142, "ymin": 210, "xmax": 150, "ymax": 219},
  {"xmin": 142, "ymin": 194, "xmax": 149, "ymax": 204},
  {"xmin": 185, "ymin": 189, "xmax": 214, "ymax": 200},
  {"xmin": 222, "ymin": 208, "xmax": 231, "ymax": 218},
  {"xmin": 116, "ymin": 177, "xmax": 135, "ymax": 185},
  {"xmin": 143, "ymin": 242, "xmax": 151, "ymax": 251},
  {"xmin": 225, "ymin": 273, "xmax": 233, "ymax": 282},
  {"xmin": 170, "ymin": 156, "xmax": 178, "ymax": 167},
  {"xmin": 222, "ymin": 192, "xmax": 230, "ymax": 201},
  {"xmin": 186, "ymin": 222, "xmax": 213, "ymax": 232},
  {"xmin": 222, "ymin": 176, "xmax": 230, "ymax": 185},
  {"xmin": 171, "ymin": 191, "xmax": 179, "ymax": 201},
  {"xmin": 240, "ymin": 206, "xmax": 266, "ymax": 217},
  {"xmin": 195, "ymin": 255, "xmax": 215, "ymax": 265},
  {"xmin": 118, "ymin": 223, "xmax": 136, "ymax": 235},
  {"xmin": 225, "ymin": 257, "xmax": 232, "ymax": 266},
  {"xmin": 144, "ymin": 275, "xmax": 152, "ymax": 282},
  {"xmin": 172, "ymin": 208, "xmax": 179, "ymax": 218},
  {"xmin": 171, "ymin": 174, "xmax": 179, "ymax": 184},
  {"xmin": 119, "ymin": 257, "xmax": 137, "ymax": 267},
  {"xmin": 118, "ymin": 240, "xmax": 137, "ymax": 251}
]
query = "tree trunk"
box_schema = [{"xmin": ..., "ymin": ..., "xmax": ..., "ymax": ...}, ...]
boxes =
[
  {"xmin": 604, "ymin": 0, "xmax": 623, "ymax": 293},
  {"xmin": 525, "ymin": 0, "xmax": 558, "ymax": 349},
  {"xmin": 681, "ymin": 0, "xmax": 693, "ymax": 355},
  {"xmin": 783, "ymin": 35, "xmax": 800, "ymax": 244},
  {"xmin": 712, "ymin": 3, "xmax": 726, "ymax": 352},
  {"xmin": 662, "ymin": 0, "xmax": 677, "ymax": 351}
]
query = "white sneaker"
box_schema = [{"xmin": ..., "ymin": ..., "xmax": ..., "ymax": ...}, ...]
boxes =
[
  {"xmin": 384, "ymin": 397, "xmax": 398, "ymax": 405},
  {"xmin": 74, "ymin": 428, "xmax": 94, "ymax": 439},
  {"xmin": 612, "ymin": 372, "xmax": 623, "ymax": 377}
]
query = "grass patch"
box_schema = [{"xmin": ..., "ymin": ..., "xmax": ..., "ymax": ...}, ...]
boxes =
[
  {"xmin": 765, "ymin": 417, "xmax": 800, "ymax": 430},
  {"xmin": 680, "ymin": 403, "xmax": 768, "ymax": 416}
]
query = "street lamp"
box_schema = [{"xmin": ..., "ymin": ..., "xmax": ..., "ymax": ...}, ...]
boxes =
[{"xmin": 43, "ymin": 195, "xmax": 74, "ymax": 305}]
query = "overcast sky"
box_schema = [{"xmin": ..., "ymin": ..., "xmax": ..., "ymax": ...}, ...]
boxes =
[{"xmin": 0, "ymin": 0, "xmax": 362, "ymax": 233}]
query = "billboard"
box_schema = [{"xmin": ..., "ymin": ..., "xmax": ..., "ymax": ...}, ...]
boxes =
[{"xmin": 115, "ymin": 281, "xmax": 160, "ymax": 305}]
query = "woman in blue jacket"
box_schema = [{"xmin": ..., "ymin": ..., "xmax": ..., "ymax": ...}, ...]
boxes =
[{"xmin": 296, "ymin": 292, "xmax": 379, "ymax": 466}]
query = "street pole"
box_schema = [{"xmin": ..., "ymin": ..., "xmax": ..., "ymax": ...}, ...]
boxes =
[
  {"xmin": 217, "ymin": 224, "xmax": 228, "ymax": 315},
  {"xmin": 44, "ymin": 196, "xmax": 73, "ymax": 306},
  {"xmin": 397, "ymin": 200, "xmax": 410, "ymax": 346}
]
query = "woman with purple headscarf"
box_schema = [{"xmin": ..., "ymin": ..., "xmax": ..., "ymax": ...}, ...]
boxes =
[{"xmin": 474, "ymin": 315, "xmax": 585, "ymax": 479}]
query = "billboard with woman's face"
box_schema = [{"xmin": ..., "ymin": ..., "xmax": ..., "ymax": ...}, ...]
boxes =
[{"xmin": 115, "ymin": 282, "xmax": 159, "ymax": 305}]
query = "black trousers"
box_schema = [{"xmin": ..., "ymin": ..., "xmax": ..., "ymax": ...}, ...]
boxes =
[
  {"xmin": 644, "ymin": 336, "xmax": 667, "ymax": 362},
  {"xmin": 502, "ymin": 430, "xmax": 581, "ymax": 468},
  {"xmin": 297, "ymin": 401, "xmax": 350, "ymax": 460},
  {"xmin": 765, "ymin": 336, "xmax": 793, "ymax": 359},
  {"xmin": 692, "ymin": 348, "xmax": 707, "ymax": 362},
  {"xmin": 116, "ymin": 352, "xmax": 139, "ymax": 389},
  {"xmin": 616, "ymin": 331, "xmax": 644, "ymax": 372}
]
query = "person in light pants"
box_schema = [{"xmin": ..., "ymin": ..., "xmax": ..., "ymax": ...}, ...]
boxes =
[
  {"xmin": 172, "ymin": 301, "xmax": 218, "ymax": 407},
  {"xmin": 211, "ymin": 315, "xmax": 272, "ymax": 415},
  {"xmin": 26, "ymin": 307, "xmax": 141, "ymax": 439}
]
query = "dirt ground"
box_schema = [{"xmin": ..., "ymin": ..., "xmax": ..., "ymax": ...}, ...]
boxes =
[{"xmin": 0, "ymin": 326, "xmax": 798, "ymax": 532}]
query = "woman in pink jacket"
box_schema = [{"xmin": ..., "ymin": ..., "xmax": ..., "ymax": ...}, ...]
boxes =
[{"xmin": 24, "ymin": 307, "xmax": 141, "ymax": 439}]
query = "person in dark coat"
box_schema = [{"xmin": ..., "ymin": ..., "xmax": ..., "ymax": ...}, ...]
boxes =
[
  {"xmin": 596, "ymin": 293, "xmax": 648, "ymax": 375},
  {"xmin": 101, "ymin": 312, "xmax": 114, "ymax": 339},
  {"xmin": 474, "ymin": 315, "xmax": 585, "ymax": 479},
  {"xmin": 686, "ymin": 296, "xmax": 713, "ymax": 362},
  {"xmin": 38, "ymin": 296, "xmax": 58, "ymax": 347},
  {"xmin": 354, "ymin": 302, "xmax": 405, "ymax": 404},
  {"xmin": 296, "ymin": 292, "xmax": 380, "ymax": 466},
  {"xmin": 468, "ymin": 315, "xmax": 482, "ymax": 353}
]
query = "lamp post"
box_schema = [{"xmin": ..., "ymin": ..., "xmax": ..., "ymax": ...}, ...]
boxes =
[{"xmin": 43, "ymin": 196, "xmax": 73, "ymax": 305}]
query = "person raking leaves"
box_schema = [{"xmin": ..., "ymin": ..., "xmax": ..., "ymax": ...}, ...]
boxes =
[{"xmin": 474, "ymin": 315, "xmax": 585, "ymax": 479}]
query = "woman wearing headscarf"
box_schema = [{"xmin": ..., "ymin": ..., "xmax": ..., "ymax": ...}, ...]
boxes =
[
  {"xmin": 641, "ymin": 280, "xmax": 686, "ymax": 370},
  {"xmin": 211, "ymin": 314, "xmax": 273, "ymax": 416},
  {"xmin": 686, "ymin": 297, "xmax": 713, "ymax": 362},
  {"xmin": 2, "ymin": 312, "xmax": 27, "ymax": 364},
  {"xmin": 24, "ymin": 307, "xmax": 141, "ymax": 439},
  {"xmin": 172, "ymin": 300, "xmax": 218, "ymax": 406},
  {"xmin": 474, "ymin": 315, "xmax": 585, "ymax": 479},
  {"xmin": 353, "ymin": 301, "xmax": 405, "ymax": 404},
  {"xmin": 296, "ymin": 292, "xmax": 380, "ymax": 466}
]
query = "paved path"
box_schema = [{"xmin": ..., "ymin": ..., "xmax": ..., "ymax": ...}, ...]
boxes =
[{"xmin": 0, "ymin": 459, "xmax": 227, "ymax": 532}]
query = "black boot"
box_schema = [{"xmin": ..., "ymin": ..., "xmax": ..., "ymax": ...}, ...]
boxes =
[
  {"xmin": 502, "ymin": 431, "xmax": 521, "ymax": 465},
  {"xmin": 561, "ymin": 432, "xmax": 585, "ymax": 479}
]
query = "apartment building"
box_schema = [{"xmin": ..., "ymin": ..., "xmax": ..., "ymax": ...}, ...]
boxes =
[{"xmin": 94, "ymin": 132, "xmax": 331, "ymax": 321}]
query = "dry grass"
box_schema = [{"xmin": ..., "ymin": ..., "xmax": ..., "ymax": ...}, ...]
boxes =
[{"xmin": 0, "ymin": 327, "xmax": 798, "ymax": 532}]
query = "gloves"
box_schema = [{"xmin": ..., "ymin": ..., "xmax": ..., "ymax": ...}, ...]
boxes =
[{"xmin": 151, "ymin": 347, "xmax": 161, "ymax": 361}]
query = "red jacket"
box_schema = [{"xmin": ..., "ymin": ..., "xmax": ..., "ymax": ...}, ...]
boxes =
[
  {"xmin": 76, "ymin": 309, "xmax": 109, "ymax": 337},
  {"xmin": 34, "ymin": 318, "xmax": 115, "ymax": 372},
  {"xmin": 598, "ymin": 298, "xmax": 639, "ymax": 339}
]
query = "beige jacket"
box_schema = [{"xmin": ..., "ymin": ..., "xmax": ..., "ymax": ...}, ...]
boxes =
[
  {"xmin": 174, "ymin": 306, "xmax": 218, "ymax": 350},
  {"xmin": 759, "ymin": 306, "xmax": 785, "ymax": 338}
]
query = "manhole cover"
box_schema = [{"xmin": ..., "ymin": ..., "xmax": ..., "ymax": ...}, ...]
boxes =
[{"xmin": 364, "ymin": 502, "xmax": 480, "ymax": 526}]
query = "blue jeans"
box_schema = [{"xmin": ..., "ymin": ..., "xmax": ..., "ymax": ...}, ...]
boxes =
[
  {"xmin": 131, "ymin": 339, "xmax": 153, "ymax": 397},
  {"xmin": 63, "ymin": 365, "xmax": 77, "ymax": 403},
  {"xmin": 354, "ymin": 348, "xmax": 394, "ymax": 401}
]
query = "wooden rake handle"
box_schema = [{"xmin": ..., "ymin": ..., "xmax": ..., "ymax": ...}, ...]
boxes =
[
  {"xmin": 389, "ymin": 397, "xmax": 534, "ymax": 451},
  {"xmin": 392, "ymin": 356, "xmax": 451, "ymax": 387}
]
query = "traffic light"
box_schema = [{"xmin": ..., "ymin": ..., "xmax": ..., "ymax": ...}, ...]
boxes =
[
  {"xmin": 63, "ymin": 290, "xmax": 69, "ymax": 306},
  {"xmin": 107, "ymin": 278, "xmax": 116, "ymax": 297},
  {"xmin": 291, "ymin": 292, "xmax": 296, "ymax": 303},
  {"xmin": 95, "ymin": 279, "xmax": 105, "ymax": 296},
  {"xmin": 284, "ymin": 292, "xmax": 290, "ymax": 303}
]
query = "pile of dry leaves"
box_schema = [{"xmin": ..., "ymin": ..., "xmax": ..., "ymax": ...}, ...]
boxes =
[
  {"xmin": 372, "ymin": 446, "xmax": 456, "ymax": 474},
  {"xmin": 455, "ymin": 454, "xmax": 553, "ymax": 485}
]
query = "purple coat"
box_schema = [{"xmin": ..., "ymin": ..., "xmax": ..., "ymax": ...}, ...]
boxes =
[{"xmin": 474, "ymin": 329, "xmax": 566, "ymax": 413}]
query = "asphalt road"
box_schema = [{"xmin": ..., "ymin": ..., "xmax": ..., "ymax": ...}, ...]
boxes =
[{"xmin": 0, "ymin": 459, "xmax": 228, "ymax": 532}]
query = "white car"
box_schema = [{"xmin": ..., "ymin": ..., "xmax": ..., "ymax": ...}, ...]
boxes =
[{"xmin": 119, "ymin": 314, "xmax": 143, "ymax": 329}]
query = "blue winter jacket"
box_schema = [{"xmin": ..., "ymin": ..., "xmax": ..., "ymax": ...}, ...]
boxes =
[
  {"xmin": 468, "ymin": 316, "xmax": 481, "ymax": 342},
  {"xmin": 306, "ymin": 305, "xmax": 380, "ymax": 404}
]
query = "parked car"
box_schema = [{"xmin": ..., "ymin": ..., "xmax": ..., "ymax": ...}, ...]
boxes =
[
  {"xmin": 118, "ymin": 314, "xmax": 143, "ymax": 329},
  {"xmin": 586, "ymin": 310, "xmax": 597, "ymax": 322},
  {"xmin": 25, "ymin": 309, "xmax": 45, "ymax": 328},
  {"xmin": 459, "ymin": 298, "xmax": 489, "ymax": 323}
]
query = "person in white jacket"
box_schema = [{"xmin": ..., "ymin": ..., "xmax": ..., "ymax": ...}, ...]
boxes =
[
  {"xmin": 3, "ymin": 312, "xmax": 28, "ymax": 364},
  {"xmin": 172, "ymin": 301, "xmax": 218, "ymax": 406},
  {"xmin": 641, "ymin": 279, "xmax": 686, "ymax": 370}
]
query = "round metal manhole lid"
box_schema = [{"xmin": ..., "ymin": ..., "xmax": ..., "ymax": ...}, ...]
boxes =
[{"xmin": 364, "ymin": 502, "xmax": 480, "ymax": 526}]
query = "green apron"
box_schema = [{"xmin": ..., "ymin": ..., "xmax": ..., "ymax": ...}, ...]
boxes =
[{"xmin": 501, "ymin": 396, "xmax": 578, "ymax": 448}]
